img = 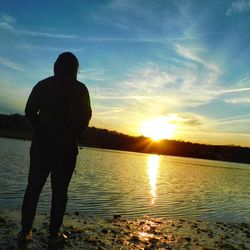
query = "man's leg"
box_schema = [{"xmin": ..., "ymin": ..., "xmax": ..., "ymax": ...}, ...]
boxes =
[
  {"xmin": 49, "ymin": 152, "xmax": 76, "ymax": 234},
  {"xmin": 21, "ymin": 145, "xmax": 50, "ymax": 233}
]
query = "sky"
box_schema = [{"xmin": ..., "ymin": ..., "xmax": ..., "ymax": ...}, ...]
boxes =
[{"xmin": 1, "ymin": 0, "xmax": 250, "ymax": 146}]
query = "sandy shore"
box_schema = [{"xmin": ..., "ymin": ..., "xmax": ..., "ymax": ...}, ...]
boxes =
[{"xmin": 0, "ymin": 210, "xmax": 249, "ymax": 249}]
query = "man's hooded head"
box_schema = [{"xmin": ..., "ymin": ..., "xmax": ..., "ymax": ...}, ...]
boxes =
[{"xmin": 54, "ymin": 52, "xmax": 79, "ymax": 80}]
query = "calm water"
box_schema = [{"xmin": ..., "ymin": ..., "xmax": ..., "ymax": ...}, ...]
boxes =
[{"xmin": 0, "ymin": 137, "xmax": 250, "ymax": 223}]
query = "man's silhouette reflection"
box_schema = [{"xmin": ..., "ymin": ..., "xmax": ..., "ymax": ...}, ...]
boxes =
[{"xmin": 18, "ymin": 52, "xmax": 92, "ymax": 245}]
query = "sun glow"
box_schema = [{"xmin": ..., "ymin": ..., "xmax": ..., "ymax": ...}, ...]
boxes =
[{"xmin": 140, "ymin": 117, "xmax": 176, "ymax": 141}]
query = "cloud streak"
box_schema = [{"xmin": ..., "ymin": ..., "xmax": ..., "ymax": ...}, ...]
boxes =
[
  {"xmin": 175, "ymin": 44, "xmax": 221, "ymax": 75},
  {"xmin": 226, "ymin": 0, "xmax": 250, "ymax": 15},
  {"xmin": 0, "ymin": 57, "xmax": 23, "ymax": 71},
  {"xmin": 94, "ymin": 95, "xmax": 159, "ymax": 100},
  {"xmin": 219, "ymin": 87, "xmax": 250, "ymax": 93},
  {"xmin": 224, "ymin": 97, "xmax": 250, "ymax": 104},
  {"xmin": 0, "ymin": 14, "xmax": 78, "ymax": 39},
  {"xmin": 216, "ymin": 114, "xmax": 250, "ymax": 123},
  {"xmin": 80, "ymin": 68, "xmax": 108, "ymax": 81},
  {"xmin": 19, "ymin": 30, "xmax": 78, "ymax": 39}
]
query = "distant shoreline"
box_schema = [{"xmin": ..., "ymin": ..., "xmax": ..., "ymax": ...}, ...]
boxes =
[
  {"xmin": 0, "ymin": 129, "xmax": 31, "ymax": 141},
  {"xmin": 1, "ymin": 113, "xmax": 250, "ymax": 164},
  {"xmin": 1, "ymin": 130, "xmax": 250, "ymax": 165},
  {"xmin": 2, "ymin": 134, "xmax": 250, "ymax": 168}
]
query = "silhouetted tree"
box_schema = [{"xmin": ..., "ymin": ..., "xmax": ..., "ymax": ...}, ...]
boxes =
[{"xmin": 1, "ymin": 114, "xmax": 250, "ymax": 164}]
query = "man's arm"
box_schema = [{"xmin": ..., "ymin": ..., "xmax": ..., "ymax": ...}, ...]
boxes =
[
  {"xmin": 25, "ymin": 85, "xmax": 40, "ymax": 128},
  {"xmin": 75, "ymin": 87, "xmax": 92, "ymax": 139}
]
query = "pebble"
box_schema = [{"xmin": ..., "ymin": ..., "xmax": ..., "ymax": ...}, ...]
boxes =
[
  {"xmin": 101, "ymin": 229, "xmax": 109, "ymax": 234},
  {"xmin": 130, "ymin": 235, "xmax": 140, "ymax": 243},
  {"xmin": 113, "ymin": 214, "xmax": 122, "ymax": 220},
  {"xmin": 149, "ymin": 237, "xmax": 160, "ymax": 244},
  {"xmin": 0, "ymin": 218, "xmax": 6, "ymax": 224}
]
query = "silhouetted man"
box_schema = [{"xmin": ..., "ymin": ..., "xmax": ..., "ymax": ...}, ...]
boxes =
[{"xmin": 18, "ymin": 52, "xmax": 92, "ymax": 245}]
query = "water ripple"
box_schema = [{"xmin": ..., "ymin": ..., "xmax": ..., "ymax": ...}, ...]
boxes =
[{"xmin": 0, "ymin": 137, "xmax": 250, "ymax": 223}]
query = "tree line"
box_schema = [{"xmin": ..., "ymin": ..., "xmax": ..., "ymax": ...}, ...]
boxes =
[{"xmin": 0, "ymin": 113, "xmax": 250, "ymax": 164}]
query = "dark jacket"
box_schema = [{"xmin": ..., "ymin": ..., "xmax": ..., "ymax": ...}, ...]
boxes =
[{"xmin": 25, "ymin": 76, "xmax": 92, "ymax": 152}]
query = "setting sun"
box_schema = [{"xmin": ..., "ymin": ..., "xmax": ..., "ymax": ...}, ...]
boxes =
[{"xmin": 140, "ymin": 117, "xmax": 176, "ymax": 141}]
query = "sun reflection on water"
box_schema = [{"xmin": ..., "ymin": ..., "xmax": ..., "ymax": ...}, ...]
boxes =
[{"xmin": 147, "ymin": 155, "xmax": 160, "ymax": 205}]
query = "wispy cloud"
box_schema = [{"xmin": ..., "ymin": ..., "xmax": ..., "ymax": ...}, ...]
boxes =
[
  {"xmin": 19, "ymin": 30, "xmax": 78, "ymax": 39},
  {"xmin": 94, "ymin": 95, "xmax": 159, "ymax": 100},
  {"xmin": 80, "ymin": 68, "xmax": 108, "ymax": 81},
  {"xmin": 0, "ymin": 13, "xmax": 16, "ymax": 31},
  {"xmin": 215, "ymin": 114, "xmax": 250, "ymax": 125},
  {"xmin": 85, "ymin": 0, "xmax": 217, "ymax": 43},
  {"xmin": 224, "ymin": 97, "xmax": 250, "ymax": 104},
  {"xmin": 1, "ymin": 14, "xmax": 16, "ymax": 23},
  {"xmin": 120, "ymin": 45, "xmax": 222, "ymax": 108},
  {"xmin": 217, "ymin": 83, "xmax": 250, "ymax": 105},
  {"xmin": 19, "ymin": 44, "xmax": 86, "ymax": 55},
  {"xmin": 226, "ymin": 0, "xmax": 250, "ymax": 15},
  {"xmin": 0, "ymin": 14, "xmax": 77, "ymax": 39},
  {"xmin": 173, "ymin": 113, "xmax": 250, "ymax": 145},
  {"xmin": 166, "ymin": 113, "xmax": 205, "ymax": 127},
  {"xmin": 0, "ymin": 57, "xmax": 23, "ymax": 71},
  {"xmin": 175, "ymin": 44, "xmax": 221, "ymax": 74},
  {"xmin": 123, "ymin": 63, "xmax": 176, "ymax": 93},
  {"xmin": 0, "ymin": 21, "xmax": 13, "ymax": 31},
  {"xmin": 175, "ymin": 45, "xmax": 205, "ymax": 65},
  {"xmin": 94, "ymin": 107, "xmax": 124, "ymax": 116},
  {"xmin": 219, "ymin": 87, "xmax": 250, "ymax": 94},
  {"xmin": 90, "ymin": 56, "xmax": 221, "ymax": 125},
  {"xmin": 88, "ymin": 0, "xmax": 157, "ymax": 32}
]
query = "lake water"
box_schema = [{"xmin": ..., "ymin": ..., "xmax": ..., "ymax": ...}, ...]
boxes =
[{"xmin": 0, "ymin": 137, "xmax": 249, "ymax": 223}]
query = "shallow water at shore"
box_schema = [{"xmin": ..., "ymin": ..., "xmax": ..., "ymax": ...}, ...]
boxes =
[{"xmin": 0, "ymin": 137, "xmax": 250, "ymax": 223}]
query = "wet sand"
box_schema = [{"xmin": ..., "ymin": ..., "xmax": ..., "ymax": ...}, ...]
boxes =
[{"xmin": 0, "ymin": 210, "xmax": 249, "ymax": 249}]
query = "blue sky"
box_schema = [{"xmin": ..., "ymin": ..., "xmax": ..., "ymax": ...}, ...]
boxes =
[{"xmin": 1, "ymin": 0, "xmax": 250, "ymax": 146}]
